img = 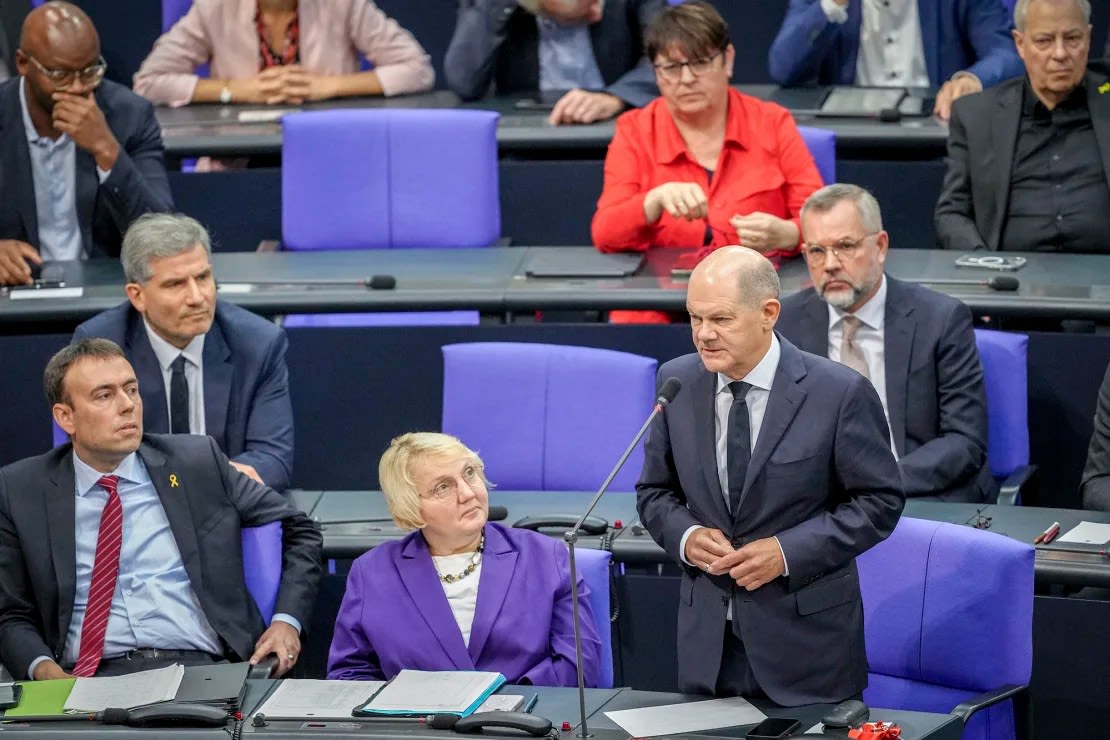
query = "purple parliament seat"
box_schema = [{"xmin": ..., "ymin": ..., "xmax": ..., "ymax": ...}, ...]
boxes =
[
  {"xmin": 797, "ymin": 125, "xmax": 836, "ymax": 185},
  {"xmin": 572, "ymin": 547, "xmax": 614, "ymax": 688},
  {"xmin": 441, "ymin": 342, "xmax": 657, "ymax": 492},
  {"xmin": 974, "ymin": 329, "xmax": 1033, "ymax": 505},
  {"xmin": 858, "ymin": 517, "xmax": 1033, "ymax": 740}
]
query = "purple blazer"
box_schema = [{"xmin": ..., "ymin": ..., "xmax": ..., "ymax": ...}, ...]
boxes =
[{"xmin": 327, "ymin": 523, "xmax": 601, "ymax": 687}]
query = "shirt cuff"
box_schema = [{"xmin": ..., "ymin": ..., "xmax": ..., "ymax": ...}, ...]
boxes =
[
  {"xmin": 96, "ymin": 167, "xmax": 111, "ymax": 184},
  {"xmin": 27, "ymin": 655, "xmax": 53, "ymax": 680},
  {"xmin": 678, "ymin": 525, "xmax": 702, "ymax": 567},
  {"xmin": 820, "ymin": 0, "xmax": 848, "ymax": 23},
  {"xmin": 272, "ymin": 613, "xmax": 302, "ymax": 634},
  {"xmin": 773, "ymin": 536, "xmax": 790, "ymax": 577}
]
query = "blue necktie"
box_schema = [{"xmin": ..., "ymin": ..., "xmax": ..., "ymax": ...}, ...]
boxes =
[{"xmin": 727, "ymin": 381, "xmax": 752, "ymax": 517}]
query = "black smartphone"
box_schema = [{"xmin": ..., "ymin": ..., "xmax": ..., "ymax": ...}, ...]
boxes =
[{"xmin": 746, "ymin": 717, "xmax": 802, "ymax": 739}]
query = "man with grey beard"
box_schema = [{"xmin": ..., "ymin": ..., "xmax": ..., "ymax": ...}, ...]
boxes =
[{"xmin": 777, "ymin": 184, "xmax": 993, "ymax": 503}]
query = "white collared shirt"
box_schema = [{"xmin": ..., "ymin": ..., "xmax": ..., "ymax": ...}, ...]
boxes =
[
  {"xmin": 826, "ymin": 276, "xmax": 898, "ymax": 457},
  {"xmin": 142, "ymin": 320, "xmax": 207, "ymax": 435},
  {"xmin": 822, "ymin": 0, "xmax": 930, "ymax": 87}
]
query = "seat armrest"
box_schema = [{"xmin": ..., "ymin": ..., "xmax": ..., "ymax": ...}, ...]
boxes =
[
  {"xmin": 256, "ymin": 240, "xmax": 282, "ymax": 253},
  {"xmin": 997, "ymin": 465, "xmax": 1037, "ymax": 506},
  {"xmin": 950, "ymin": 684, "xmax": 1027, "ymax": 724}
]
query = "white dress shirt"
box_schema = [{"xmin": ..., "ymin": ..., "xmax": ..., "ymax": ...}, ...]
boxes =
[
  {"xmin": 679, "ymin": 334, "xmax": 791, "ymax": 594},
  {"xmin": 536, "ymin": 15, "xmax": 605, "ymax": 93},
  {"xmin": 821, "ymin": 0, "xmax": 930, "ymax": 87},
  {"xmin": 143, "ymin": 321, "xmax": 207, "ymax": 435},
  {"xmin": 826, "ymin": 277, "xmax": 898, "ymax": 457},
  {"xmin": 433, "ymin": 555, "xmax": 482, "ymax": 647}
]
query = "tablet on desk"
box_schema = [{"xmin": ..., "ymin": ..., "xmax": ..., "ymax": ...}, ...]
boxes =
[
  {"xmin": 525, "ymin": 252, "xmax": 643, "ymax": 278},
  {"xmin": 815, "ymin": 87, "xmax": 907, "ymax": 117}
]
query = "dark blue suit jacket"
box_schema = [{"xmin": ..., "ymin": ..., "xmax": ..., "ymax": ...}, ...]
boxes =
[
  {"xmin": 768, "ymin": 0, "xmax": 1022, "ymax": 88},
  {"xmin": 0, "ymin": 77, "xmax": 173, "ymax": 258},
  {"xmin": 636, "ymin": 337, "xmax": 904, "ymax": 706},
  {"xmin": 444, "ymin": 0, "xmax": 662, "ymax": 107},
  {"xmin": 778, "ymin": 276, "xmax": 992, "ymax": 503},
  {"xmin": 73, "ymin": 300, "xmax": 294, "ymax": 490}
]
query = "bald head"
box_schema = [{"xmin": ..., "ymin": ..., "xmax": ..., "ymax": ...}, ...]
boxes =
[
  {"xmin": 19, "ymin": 1, "xmax": 99, "ymax": 69},
  {"xmin": 689, "ymin": 246, "xmax": 781, "ymax": 307},
  {"xmin": 686, "ymin": 247, "xmax": 781, "ymax": 381}
]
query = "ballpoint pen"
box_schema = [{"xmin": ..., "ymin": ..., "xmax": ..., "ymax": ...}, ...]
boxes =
[
  {"xmin": 1034, "ymin": 521, "xmax": 1061, "ymax": 545},
  {"xmin": 523, "ymin": 693, "xmax": 539, "ymax": 713}
]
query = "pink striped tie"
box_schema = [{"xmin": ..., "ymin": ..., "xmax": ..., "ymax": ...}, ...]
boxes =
[{"xmin": 72, "ymin": 475, "xmax": 123, "ymax": 677}]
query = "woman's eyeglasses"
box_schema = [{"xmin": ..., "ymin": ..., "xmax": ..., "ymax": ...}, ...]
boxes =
[{"xmin": 653, "ymin": 52, "xmax": 722, "ymax": 82}]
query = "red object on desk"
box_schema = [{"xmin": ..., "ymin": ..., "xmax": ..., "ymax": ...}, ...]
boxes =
[{"xmin": 849, "ymin": 721, "xmax": 903, "ymax": 739}]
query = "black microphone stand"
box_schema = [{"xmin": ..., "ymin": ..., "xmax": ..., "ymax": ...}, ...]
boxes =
[{"xmin": 563, "ymin": 382, "xmax": 679, "ymax": 738}]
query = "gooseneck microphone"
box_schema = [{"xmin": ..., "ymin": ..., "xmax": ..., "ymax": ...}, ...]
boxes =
[
  {"xmin": 906, "ymin": 275, "xmax": 1019, "ymax": 292},
  {"xmin": 564, "ymin": 377, "xmax": 682, "ymax": 738}
]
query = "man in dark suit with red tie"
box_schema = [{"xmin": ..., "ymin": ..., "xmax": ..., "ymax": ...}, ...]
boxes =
[
  {"xmin": 0, "ymin": 339, "xmax": 321, "ymax": 681},
  {"xmin": 637, "ymin": 246, "xmax": 904, "ymax": 706}
]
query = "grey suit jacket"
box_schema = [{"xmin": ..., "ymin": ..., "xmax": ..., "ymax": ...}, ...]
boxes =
[
  {"xmin": 1082, "ymin": 362, "xmax": 1110, "ymax": 511},
  {"xmin": 444, "ymin": 0, "xmax": 662, "ymax": 107},
  {"xmin": 934, "ymin": 61, "xmax": 1110, "ymax": 250},
  {"xmin": 0, "ymin": 435, "xmax": 322, "ymax": 680},
  {"xmin": 777, "ymin": 276, "xmax": 993, "ymax": 503},
  {"xmin": 636, "ymin": 337, "xmax": 904, "ymax": 706}
]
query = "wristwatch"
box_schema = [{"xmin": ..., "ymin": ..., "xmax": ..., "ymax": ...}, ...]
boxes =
[{"xmin": 219, "ymin": 85, "xmax": 232, "ymax": 104}]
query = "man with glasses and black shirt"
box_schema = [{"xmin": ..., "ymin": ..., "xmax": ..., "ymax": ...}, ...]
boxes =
[
  {"xmin": 0, "ymin": 1, "xmax": 173, "ymax": 286},
  {"xmin": 778, "ymin": 184, "xmax": 993, "ymax": 503}
]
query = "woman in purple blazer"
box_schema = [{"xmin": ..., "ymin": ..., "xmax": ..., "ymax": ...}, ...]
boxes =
[{"xmin": 326, "ymin": 433, "xmax": 602, "ymax": 686}]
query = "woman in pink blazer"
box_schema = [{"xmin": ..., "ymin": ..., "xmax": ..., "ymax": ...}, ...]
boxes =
[{"xmin": 134, "ymin": 0, "xmax": 434, "ymax": 107}]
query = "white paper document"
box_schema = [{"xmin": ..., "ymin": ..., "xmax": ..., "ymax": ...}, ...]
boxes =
[
  {"xmin": 238, "ymin": 108, "xmax": 300, "ymax": 123},
  {"xmin": 254, "ymin": 679, "xmax": 383, "ymax": 720},
  {"xmin": 603, "ymin": 696, "xmax": 766, "ymax": 737},
  {"xmin": 64, "ymin": 664, "xmax": 184, "ymax": 713},
  {"xmin": 1057, "ymin": 521, "xmax": 1110, "ymax": 545},
  {"xmin": 360, "ymin": 670, "xmax": 504, "ymax": 715}
]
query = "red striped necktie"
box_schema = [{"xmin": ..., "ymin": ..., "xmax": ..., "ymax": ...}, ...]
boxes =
[{"xmin": 72, "ymin": 475, "xmax": 123, "ymax": 677}]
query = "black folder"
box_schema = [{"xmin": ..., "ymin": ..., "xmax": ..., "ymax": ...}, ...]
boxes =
[{"xmin": 174, "ymin": 663, "xmax": 250, "ymax": 712}]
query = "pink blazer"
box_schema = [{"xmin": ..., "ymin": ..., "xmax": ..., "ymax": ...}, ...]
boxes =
[{"xmin": 133, "ymin": 0, "xmax": 435, "ymax": 106}]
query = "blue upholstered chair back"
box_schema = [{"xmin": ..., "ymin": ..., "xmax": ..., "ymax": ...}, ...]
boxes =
[
  {"xmin": 242, "ymin": 521, "xmax": 282, "ymax": 623},
  {"xmin": 796, "ymin": 125, "xmax": 836, "ymax": 184},
  {"xmin": 974, "ymin": 329, "xmax": 1029, "ymax": 480},
  {"xmin": 857, "ymin": 517, "xmax": 1033, "ymax": 740},
  {"xmin": 281, "ymin": 109, "xmax": 501, "ymax": 250},
  {"xmin": 441, "ymin": 342, "xmax": 657, "ymax": 491},
  {"xmin": 572, "ymin": 547, "xmax": 614, "ymax": 689}
]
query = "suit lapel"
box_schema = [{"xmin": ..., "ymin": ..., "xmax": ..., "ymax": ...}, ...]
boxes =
[
  {"xmin": 798, "ymin": 293, "xmax": 829, "ymax": 357},
  {"xmin": 73, "ymin": 148, "xmax": 97, "ymax": 259},
  {"xmin": 1088, "ymin": 72, "xmax": 1110, "ymax": 192},
  {"xmin": 987, "ymin": 83, "xmax": 1022, "ymax": 250},
  {"xmin": 0, "ymin": 82, "xmax": 40, "ymax": 246},
  {"xmin": 466, "ymin": 525, "xmax": 515, "ymax": 663},
  {"xmin": 691, "ymin": 368, "xmax": 731, "ymax": 528},
  {"xmin": 739, "ymin": 338, "xmax": 807, "ymax": 513},
  {"xmin": 126, "ymin": 314, "xmax": 170, "ymax": 434},
  {"xmin": 202, "ymin": 319, "xmax": 232, "ymax": 451},
  {"xmin": 138, "ymin": 443, "xmax": 204, "ymax": 596},
  {"xmin": 882, "ymin": 278, "xmax": 914, "ymax": 457},
  {"xmin": 45, "ymin": 452, "xmax": 78, "ymax": 648},
  {"xmin": 398, "ymin": 535, "xmax": 474, "ymax": 670}
]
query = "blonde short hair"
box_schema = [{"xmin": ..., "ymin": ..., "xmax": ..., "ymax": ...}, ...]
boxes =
[{"xmin": 378, "ymin": 432, "xmax": 490, "ymax": 530}]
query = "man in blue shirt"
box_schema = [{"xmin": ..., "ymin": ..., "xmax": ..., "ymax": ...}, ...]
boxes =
[
  {"xmin": 0, "ymin": 1, "xmax": 172, "ymax": 285},
  {"xmin": 0, "ymin": 339, "xmax": 321, "ymax": 680}
]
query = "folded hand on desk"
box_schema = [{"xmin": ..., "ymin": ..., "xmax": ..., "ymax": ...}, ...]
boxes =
[
  {"xmin": 0, "ymin": 240, "xmax": 40, "ymax": 286},
  {"xmin": 548, "ymin": 89, "xmax": 624, "ymax": 125}
]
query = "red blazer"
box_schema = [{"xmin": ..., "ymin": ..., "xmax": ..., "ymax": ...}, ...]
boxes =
[{"xmin": 591, "ymin": 88, "xmax": 823, "ymax": 259}]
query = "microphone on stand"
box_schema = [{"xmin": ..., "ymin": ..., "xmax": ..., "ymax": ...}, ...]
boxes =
[
  {"xmin": 904, "ymin": 275, "xmax": 1019, "ymax": 291},
  {"xmin": 564, "ymin": 377, "xmax": 682, "ymax": 738}
]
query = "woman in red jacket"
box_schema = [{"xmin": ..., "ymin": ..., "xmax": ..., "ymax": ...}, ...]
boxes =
[{"xmin": 592, "ymin": 1, "xmax": 823, "ymax": 263}]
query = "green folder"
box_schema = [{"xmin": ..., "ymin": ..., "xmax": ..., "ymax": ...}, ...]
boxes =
[{"xmin": 3, "ymin": 679, "xmax": 76, "ymax": 718}]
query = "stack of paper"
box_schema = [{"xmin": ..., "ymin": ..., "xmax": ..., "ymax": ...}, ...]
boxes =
[
  {"xmin": 353, "ymin": 670, "xmax": 506, "ymax": 718},
  {"xmin": 253, "ymin": 679, "xmax": 384, "ymax": 721},
  {"xmin": 173, "ymin": 663, "xmax": 250, "ymax": 712},
  {"xmin": 64, "ymin": 665, "xmax": 184, "ymax": 713}
]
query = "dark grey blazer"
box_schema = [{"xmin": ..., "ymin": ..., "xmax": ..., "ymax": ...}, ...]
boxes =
[
  {"xmin": 1082, "ymin": 362, "xmax": 1110, "ymax": 511},
  {"xmin": 0, "ymin": 435, "xmax": 322, "ymax": 680},
  {"xmin": 0, "ymin": 77, "xmax": 174, "ymax": 258},
  {"xmin": 934, "ymin": 61, "xmax": 1110, "ymax": 251},
  {"xmin": 444, "ymin": 0, "xmax": 663, "ymax": 107},
  {"xmin": 777, "ymin": 276, "xmax": 993, "ymax": 503},
  {"xmin": 636, "ymin": 337, "xmax": 904, "ymax": 706}
]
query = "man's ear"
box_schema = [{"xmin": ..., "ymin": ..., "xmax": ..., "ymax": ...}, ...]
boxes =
[
  {"xmin": 125, "ymin": 282, "xmax": 144, "ymax": 313},
  {"xmin": 53, "ymin": 403, "xmax": 75, "ymax": 437}
]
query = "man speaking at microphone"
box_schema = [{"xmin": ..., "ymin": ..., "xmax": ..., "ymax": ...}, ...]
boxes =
[
  {"xmin": 74, "ymin": 213, "xmax": 294, "ymax": 491},
  {"xmin": 636, "ymin": 246, "xmax": 904, "ymax": 706}
]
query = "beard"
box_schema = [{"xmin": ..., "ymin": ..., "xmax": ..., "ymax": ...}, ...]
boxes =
[{"xmin": 819, "ymin": 280, "xmax": 867, "ymax": 310}]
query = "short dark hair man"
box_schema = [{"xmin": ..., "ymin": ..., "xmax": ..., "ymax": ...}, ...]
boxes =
[
  {"xmin": 0, "ymin": 339, "xmax": 320, "ymax": 680},
  {"xmin": 779, "ymin": 184, "xmax": 993, "ymax": 503},
  {"xmin": 0, "ymin": 1, "xmax": 173, "ymax": 285},
  {"xmin": 74, "ymin": 213, "xmax": 294, "ymax": 490}
]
